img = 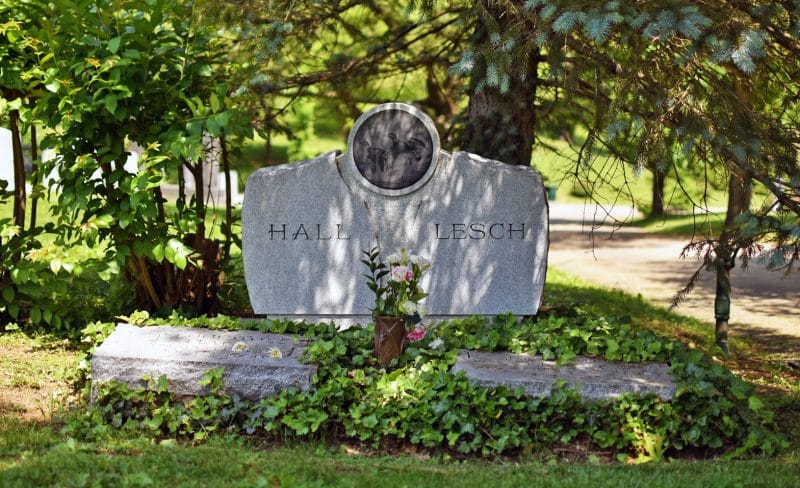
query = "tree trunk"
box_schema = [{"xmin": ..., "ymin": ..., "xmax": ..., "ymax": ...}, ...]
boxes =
[
  {"xmin": 460, "ymin": 5, "xmax": 540, "ymax": 166},
  {"xmin": 651, "ymin": 167, "xmax": 666, "ymax": 217},
  {"xmin": 714, "ymin": 166, "xmax": 752, "ymax": 355},
  {"xmin": 10, "ymin": 110, "xmax": 26, "ymax": 234},
  {"xmin": 28, "ymin": 124, "xmax": 38, "ymax": 232},
  {"xmin": 420, "ymin": 66, "xmax": 458, "ymax": 147}
]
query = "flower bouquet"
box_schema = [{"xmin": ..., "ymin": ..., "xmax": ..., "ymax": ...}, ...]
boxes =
[{"xmin": 361, "ymin": 246, "xmax": 430, "ymax": 366}]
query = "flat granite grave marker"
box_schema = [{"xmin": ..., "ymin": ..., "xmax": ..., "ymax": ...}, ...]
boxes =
[
  {"xmin": 452, "ymin": 351, "xmax": 677, "ymax": 401},
  {"xmin": 91, "ymin": 324, "xmax": 316, "ymax": 401},
  {"xmin": 243, "ymin": 103, "xmax": 549, "ymax": 325}
]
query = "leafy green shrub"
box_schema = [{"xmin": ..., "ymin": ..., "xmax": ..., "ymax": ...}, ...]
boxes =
[
  {"xmin": 62, "ymin": 312, "xmax": 786, "ymax": 461},
  {"xmin": 1, "ymin": 238, "xmax": 133, "ymax": 336}
]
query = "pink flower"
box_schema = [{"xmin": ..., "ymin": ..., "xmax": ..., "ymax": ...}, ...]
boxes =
[
  {"xmin": 390, "ymin": 265, "xmax": 413, "ymax": 283},
  {"xmin": 406, "ymin": 325, "xmax": 427, "ymax": 342}
]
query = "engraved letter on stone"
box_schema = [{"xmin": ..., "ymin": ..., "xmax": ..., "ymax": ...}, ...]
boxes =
[
  {"xmin": 269, "ymin": 224, "xmax": 287, "ymax": 240},
  {"xmin": 508, "ymin": 223, "xmax": 526, "ymax": 240}
]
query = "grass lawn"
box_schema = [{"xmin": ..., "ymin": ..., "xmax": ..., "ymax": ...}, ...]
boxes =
[
  {"xmin": 1, "ymin": 422, "xmax": 799, "ymax": 487},
  {"xmin": 1, "ymin": 269, "xmax": 799, "ymax": 486},
  {"xmin": 629, "ymin": 212, "xmax": 725, "ymax": 238}
]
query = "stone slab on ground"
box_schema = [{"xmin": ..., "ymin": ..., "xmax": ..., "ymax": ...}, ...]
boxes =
[
  {"xmin": 452, "ymin": 350, "xmax": 676, "ymax": 401},
  {"xmin": 92, "ymin": 324, "xmax": 316, "ymax": 401}
]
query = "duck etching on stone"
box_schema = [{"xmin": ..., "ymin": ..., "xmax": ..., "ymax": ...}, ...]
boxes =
[
  {"xmin": 387, "ymin": 132, "xmax": 426, "ymax": 163},
  {"xmin": 359, "ymin": 140, "xmax": 389, "ymax": 173}
]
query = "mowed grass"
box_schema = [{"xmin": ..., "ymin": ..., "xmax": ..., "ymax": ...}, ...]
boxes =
[
  {"xmin": 1, "ymin": 417, "xmax": 799, "ymax": 487},
  {"xmin": 630, "ymin": 212, "xmax": 725, "ymax": 237},
  {"xmin": 544, "ymin": 268, "xmax": 715, "ymax": 348}
]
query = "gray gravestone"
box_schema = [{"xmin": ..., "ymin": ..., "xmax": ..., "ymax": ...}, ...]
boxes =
[
  {"xmin": 91, "ymin": 324, "xmax": 316, "ymax": 401},
  {"xmin": 0, "ymin": 128, "xmax": 13, "ymax": 190},
  {"xmin": 243, "ymin": 103, "xmax": 548, "ymax": 326},
  {"xmin": 452, "ymin": 351, "xmax": 677, "ymax": 401}
]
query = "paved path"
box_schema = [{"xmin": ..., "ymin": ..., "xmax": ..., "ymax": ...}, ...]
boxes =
[{"xmin": 547, "ymin": 203, "xmax": 800, "ymax": 354}]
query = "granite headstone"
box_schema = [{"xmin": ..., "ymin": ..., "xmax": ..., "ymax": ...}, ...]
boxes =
[{"xmin": 243, "ymin": 103, "xmax": 549, "ymax": 326}]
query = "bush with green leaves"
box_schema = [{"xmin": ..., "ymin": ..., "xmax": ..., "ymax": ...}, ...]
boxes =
[
  {"xmin": 0, "ymin": 211, "xmax": 131, "ymax": 333},
  {"xmin": 14, "ymin": 0, "xmax": 253, "ymax": 316},
  {"xmin": 64, "ymin": 311, "xmax": 784, "ymax": 461}
]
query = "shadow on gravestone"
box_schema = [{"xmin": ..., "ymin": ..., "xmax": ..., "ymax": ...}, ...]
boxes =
[{"xmin": 242, "ymin": 103, "xmax": 549, "ymax": 327}]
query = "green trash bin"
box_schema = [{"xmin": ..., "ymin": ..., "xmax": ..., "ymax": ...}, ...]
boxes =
[{"xmin": 546, "ymin": 185, "xmax": 557, "ymax": 201}]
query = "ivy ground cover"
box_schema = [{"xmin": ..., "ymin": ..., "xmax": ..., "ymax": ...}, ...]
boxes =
[{"xmin": 64, "ymin": 308, "xmax": 786, "ymax": 463}]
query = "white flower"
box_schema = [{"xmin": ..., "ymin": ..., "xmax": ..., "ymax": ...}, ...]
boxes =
[
  {"xmin": 409, "ymin": 255, "xmax": 429, "ymax": 267},
  {"xmin": 231, "ymin": 341, "xmax": 249, "ymax": 352},
  {"xmin": 387, "ymin": 247, "xmax": 410, "ymax": 265},
  {"xmin": 415, "ymin": 303, "xmax": 427, "ymax": 318},
  {"xmin": 400, "ymin": 300, "xmax": 417, "ymax": 315},
  {"xmin": 268, "ymin": 347, "xmax": 283, "ymax": 358},
  {"xmin": 428, "ymin": 338, "xmax": 444, "ymax": 349}
]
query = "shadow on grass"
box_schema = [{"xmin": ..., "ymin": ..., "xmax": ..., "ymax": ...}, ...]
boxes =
[
  {"xmin": 544, "ymin": 269, "xmax": 712, "ymax": 345},
  {"xmin": 546, "ymin": 267, "xmax": 800, "ymax": 360},
  {"xmin": 631, "ymin": 213, "xmax": 724, "ymax": 238}
]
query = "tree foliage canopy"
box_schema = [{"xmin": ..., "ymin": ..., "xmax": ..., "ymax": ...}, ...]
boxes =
[{"xmin": 200, "ymin": 0, "xmax": 800, "ymax": 269}]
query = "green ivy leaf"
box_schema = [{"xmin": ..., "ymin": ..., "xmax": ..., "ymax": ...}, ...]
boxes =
[
  {"xmin": 186, "ymin": 119, "xmax": 204, "ymax": 136},
  {"xmin": 214, "ymin": 111, "xmax": 229, "ymax": 127},
  {"xmin": 206, "ymin": 118, "xmax": 221, "ymax": 137}
]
